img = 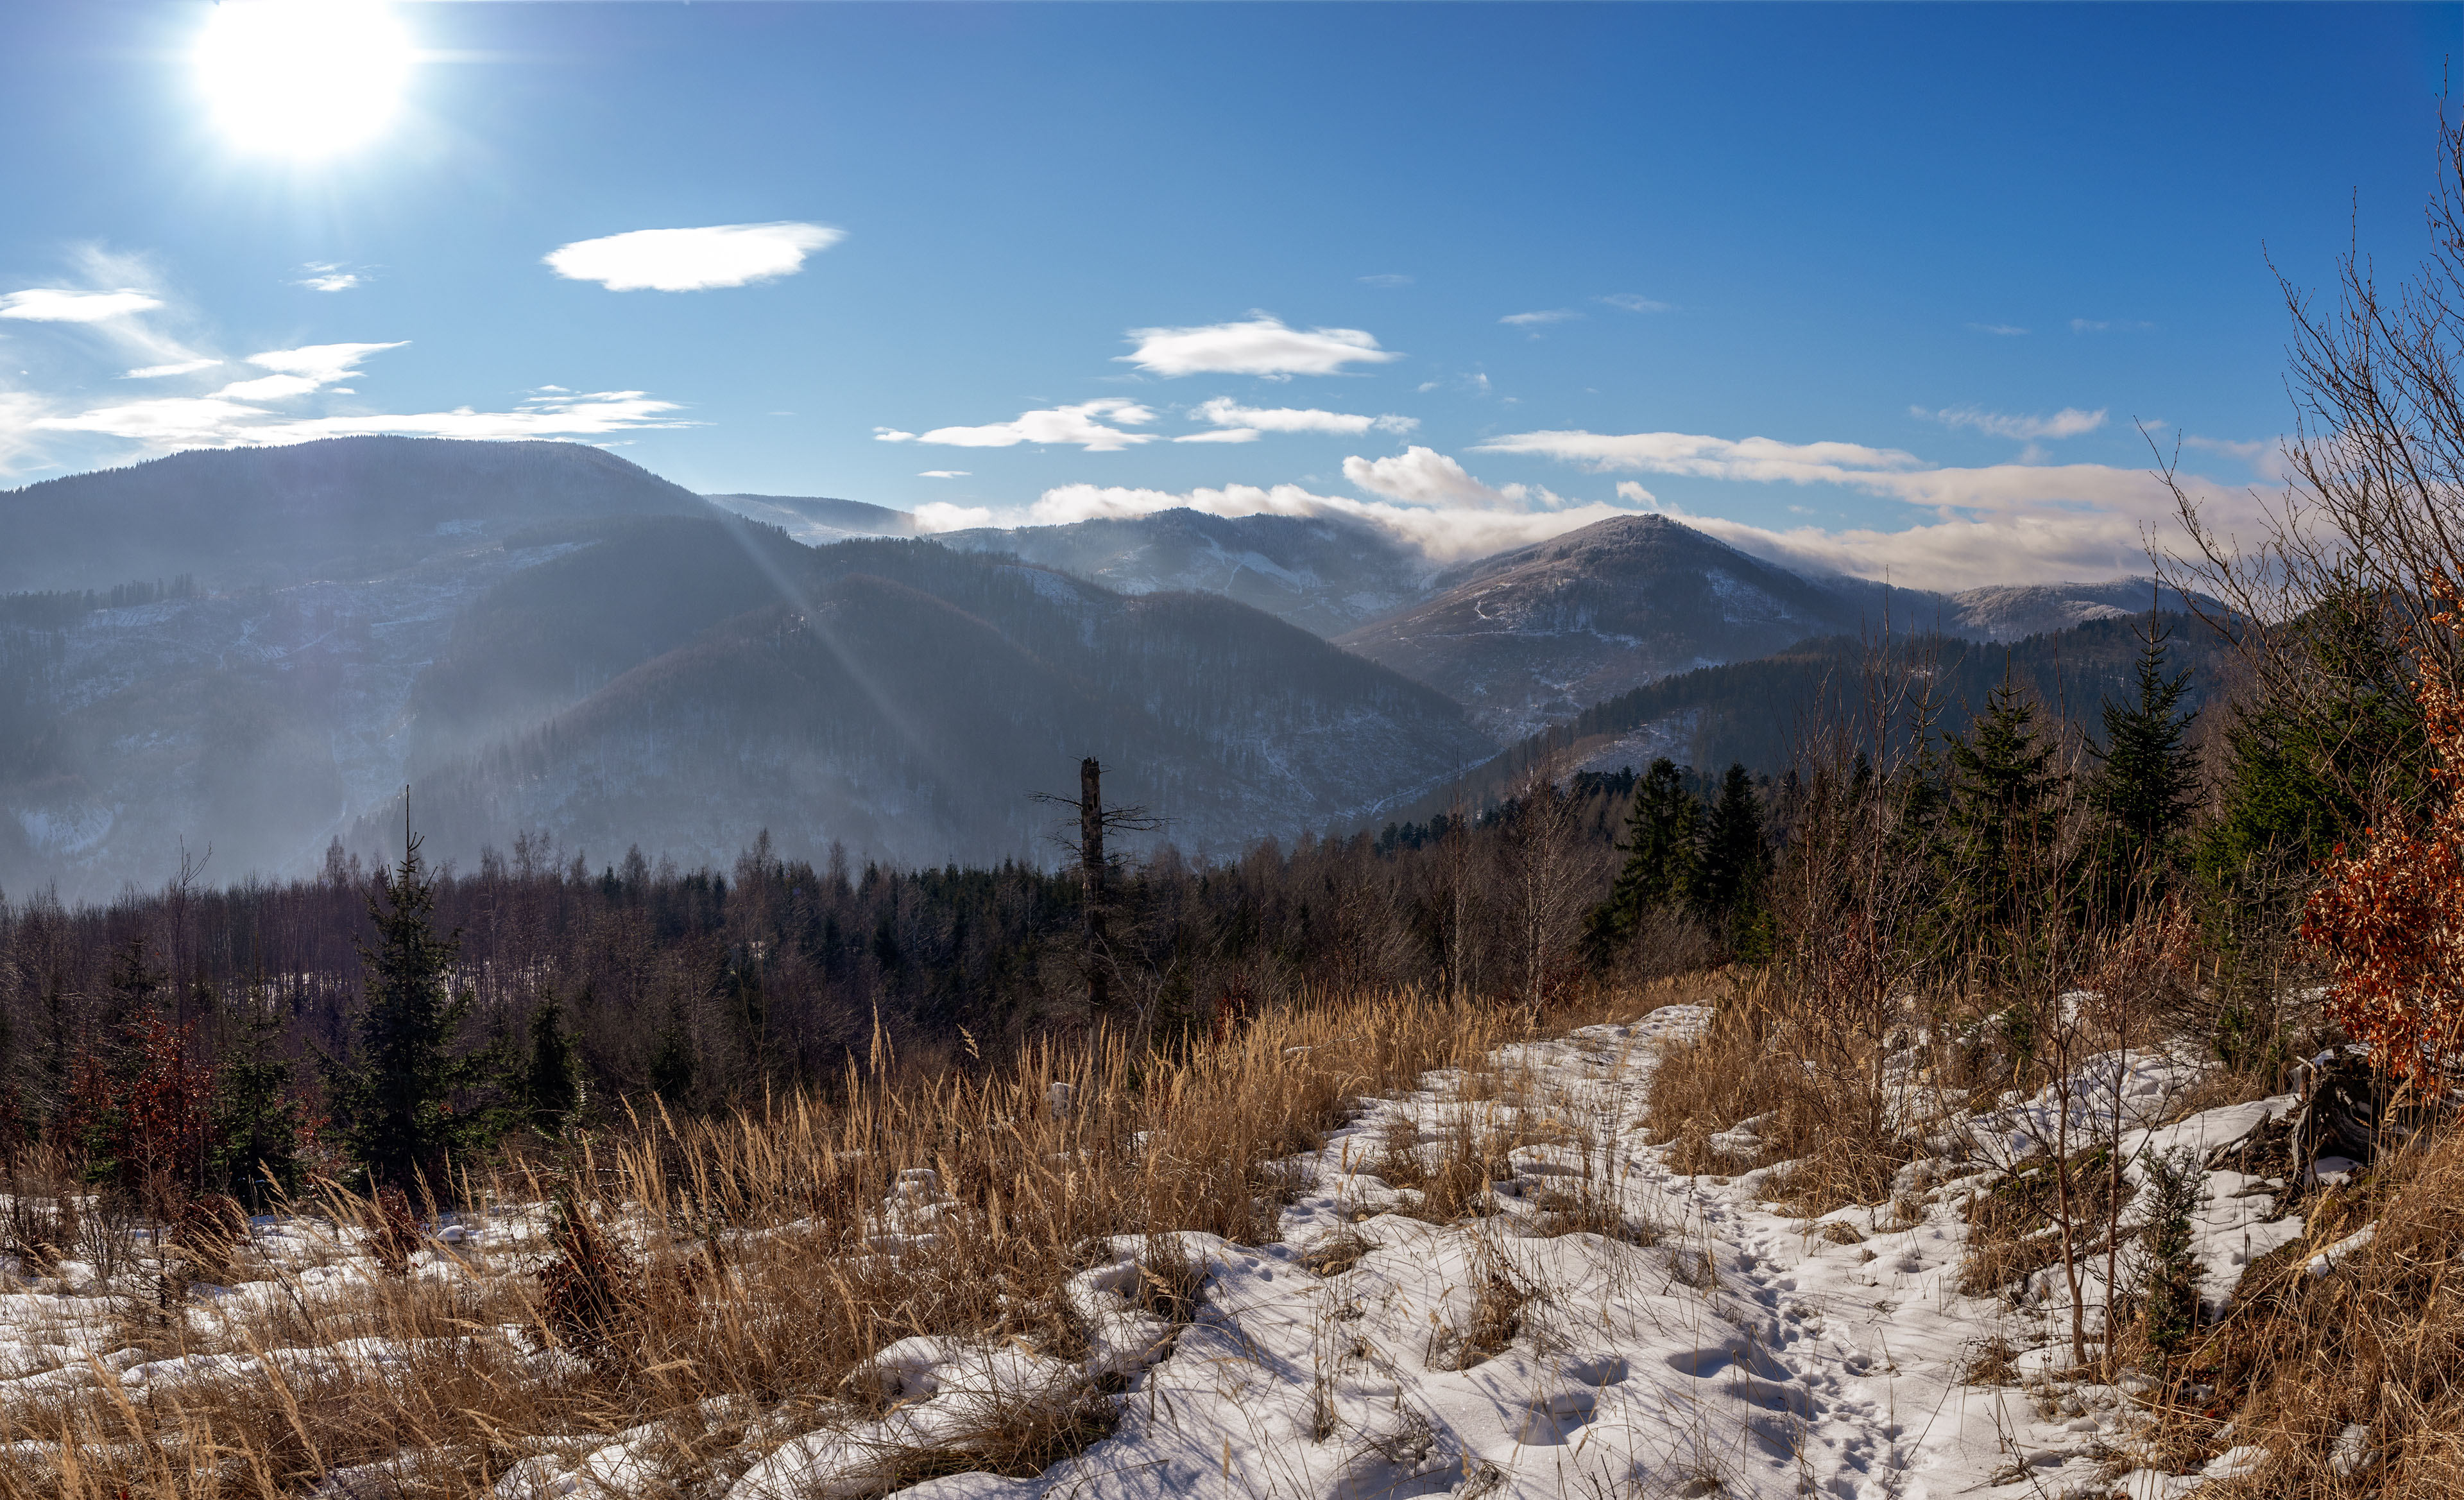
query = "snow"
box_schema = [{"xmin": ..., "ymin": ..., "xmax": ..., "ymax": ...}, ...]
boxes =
[
  {"xmin": 0, "ymin": 1003, "xmax": 2310, "ymax": 1498},
  {"xmin": 701, "ymin": 1003, "xmax": 2297, "ymax": 1499}
]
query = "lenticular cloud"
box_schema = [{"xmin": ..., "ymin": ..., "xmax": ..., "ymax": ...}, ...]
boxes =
[{"xmin": 543, "ymin": 222, "xmax": 846, "ymax": 292}]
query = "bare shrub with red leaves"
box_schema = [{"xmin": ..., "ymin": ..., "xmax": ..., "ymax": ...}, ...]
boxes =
[{"xmin": 2302, "ymin": 589, "xmax": 2464, "ymax": 1095}]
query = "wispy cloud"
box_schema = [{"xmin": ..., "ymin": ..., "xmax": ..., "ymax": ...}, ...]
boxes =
[
  {"xmin": 1967, "ymin": 322, "xmax": 2030, "ymax": 336},
  {"xmin": 928, "ymin": 479, "xmax": 1627, "ymax": 562},
  {"xmin": 295, "ymin": 261, "xmax": 365, "ymax": 293},
  {"xmin": 1186, "ymin": 397, "xmax": 1416, "ymax": 440},
  {"xmin": 1118, "ymin": 315, "xmax": 1401, "ymax": 378},
  {"xmin": 18, "ymin": 339, "xmax": 689, "ymax": 455},
  {"xmin": 1358, "ymin": 273, "xmax": 1413, "ymax": 288},
  {"xmin": 2181, "ymin": 433, "xmax": 2273, "ymax": 463},
  {"xmin": 1500, "ymin": 309, "xmax": 1577, "ymax": 327},
  {"xmin": 34, "ymin": 388, "xmax": 688, "ymax": 449},
  {"xmin": 210, "ymin": 342, "xmax": 406, "ymax": 401},
  {"xmin": 124, "ymin": 358, "xmax": 223, "ymax": 379},
  {"xmin": 1599, "ymin": 294, "xmax": 1671, "ymax": 313},
  {"xmin": 543, "ymin": 221, "xmax": 845, "ymax": 292},
  {"xmin": 875, "ymin": 399, "xmax": 1156, "ymax": 452},
  {"xmin": 2070, "ymin": 318, "xmax": 2153, "ymax": 334},
  {"xmin": 1917, "ymin": 404, "xmax": 2107, "ymax": 442},
  {"xmin": 1173, "ymin": 428, "xmax": 1262, "ymax": 444},
  {"xmin": 918, "ymin": 469, "xmax": 971, "ymax": 478},
  {"xmin": 913, "ymin": 501, "xmax": 994, "ymax": 531},
  {"xmin": 0, "ymin": 288, "xmax": 164, "ymax": 323},
  {"xmin": 1475, "ymin": 429, "xmax": 1926, "ymax": 485},
  {"xmin": 1475, "ymin": 423, "xmax": 2266, "ymax": 588}
]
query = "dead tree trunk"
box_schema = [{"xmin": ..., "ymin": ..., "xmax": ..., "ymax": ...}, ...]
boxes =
[{"xmin": 1081, "ymin": 757, "xmax": 1109, "ymax": 1013}]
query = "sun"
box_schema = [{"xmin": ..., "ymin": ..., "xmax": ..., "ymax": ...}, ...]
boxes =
[{"xmin": 196, "ymin": 1, "xmax": 414, "ymax": 157}]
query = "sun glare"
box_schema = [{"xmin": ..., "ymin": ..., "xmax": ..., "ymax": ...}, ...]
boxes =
[{"xmin": 196, "ymin": 1, "xmax": 413, "ymax": 157}]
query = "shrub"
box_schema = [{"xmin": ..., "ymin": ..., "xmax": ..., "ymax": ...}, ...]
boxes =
[{"xmin": 2302, "ymin": 592, "xmax": 2464, "ymax": 1094}]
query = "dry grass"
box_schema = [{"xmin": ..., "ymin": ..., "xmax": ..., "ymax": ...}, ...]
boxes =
[
  {"xmin": 1640, "ymin": 972, "xmax": 1922, "ymax": 1214},
  {"xmin": 1954, "ymin": 1146, "xmax": 2128, "ymax": 1300},
  {"xmin": 0, "ymin": 981, "xmax": 1645, "ymax": 1499},
  {"xmin": 2153, "ymin": 1121, "xmax": 2464, "ymax": 1499}
]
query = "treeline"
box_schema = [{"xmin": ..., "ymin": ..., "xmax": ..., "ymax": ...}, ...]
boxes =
[
  {"xmin": 0, "ymin": 778, "xmax": 1635, "ymax": 1199},
  {"xmin": 0, "ymin": 574, "xmax": 199, "ymax": 628},
  {"xmin": 1413, "ymin": 611, "xmax": 2238, "ymax": 820}
]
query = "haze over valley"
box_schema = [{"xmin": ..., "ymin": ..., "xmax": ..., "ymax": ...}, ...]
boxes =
[{"xmin": 3, "ymin": 434, "xmax": 2220, "ymax": 900}]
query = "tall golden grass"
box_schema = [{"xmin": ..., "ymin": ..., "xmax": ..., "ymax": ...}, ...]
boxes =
[{"xmin": 0, "ymin": 980, "xmax": 1663, "ymax": 1499}]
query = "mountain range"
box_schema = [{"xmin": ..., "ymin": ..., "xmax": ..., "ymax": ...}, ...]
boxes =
[{"xmin": 0, "ymin": 436, "xmax": 2223, "ymax": 898}]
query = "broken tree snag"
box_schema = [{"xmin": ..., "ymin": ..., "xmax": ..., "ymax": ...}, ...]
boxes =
[
  {"xmin": 1082, "ymin": 757, "xmax": 1110, "ymax": 1013},
  {"xmin": 1029, "ymin": 758, "xmax": 1161, "ymax": 1017}
]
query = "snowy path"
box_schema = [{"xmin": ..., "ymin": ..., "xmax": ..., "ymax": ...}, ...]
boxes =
[{"xmin": 724, "ymin": 1005, "xmax": 2295, "ymax": 1500}]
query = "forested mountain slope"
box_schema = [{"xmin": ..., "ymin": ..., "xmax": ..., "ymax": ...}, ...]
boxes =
[
  {"xmin": 934, "ymin": 508, "xmax": 1435, "ymax": 635},
  {"xmin": 364, "ymin": 526, "xmax": 1495, "ymax": 869},
  {"xmin": 1385, "ymin": 611, "xmax": 2238, "ymax": 825},
  {"xmin": 0, "ymin": 436, "xmax": 709, "ymax": 592}
]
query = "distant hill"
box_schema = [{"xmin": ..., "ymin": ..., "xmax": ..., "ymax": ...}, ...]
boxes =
[
  {"xmin": 0, "ymin": 436, "xmax": 710, "ymax": 592},
  {"xmin": 933, "ymin": 508, "xmax": 1435, "ymax": 636},
  {"xmin": 702, "ymin": 493, "xmax": 921, "ymax": 543},
  {"xmin": 1939, "ymin": 580, "xmax": 2216, "ymax": 641},
  {"xmin": 362, "ymin": 526, "xmax": 1494, "ymax": 870},
  {"xmin": 1332, "ymin": 515, "xmax": 1931, "ymax": 741},
  {"xmin": 1382, "ymin": 610, "xmax": 2239, "ymax": 827}
]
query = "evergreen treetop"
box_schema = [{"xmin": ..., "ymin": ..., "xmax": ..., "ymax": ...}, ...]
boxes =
[{"xmin": 326, "ymin": 836, "xmax": 485, "ymax": 1191}]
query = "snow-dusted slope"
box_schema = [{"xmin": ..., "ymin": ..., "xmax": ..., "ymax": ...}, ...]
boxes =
[
  {"xmin": 0, "ymin": 1004, "xmax": 2311, "ymax": 1497},
  {"xmin": 1942, "ymin": 581, "xmax": 2217, "ymax": 643},
  {"xmin": 1333, "ymin": 516, "xmax": 1885, "ymax": 743},
  {"xmin": 934, "ymin": 509, "xmax": 1436, "ymax": 637}
]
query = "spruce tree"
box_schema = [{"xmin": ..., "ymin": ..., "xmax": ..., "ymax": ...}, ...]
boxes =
[
  {"xmin": 212, "ymin": 994, "xmax": 312, "ymax": 1209},
  {"xmin": 1693, "ymin": 763, "xmax": 1769, "ymax": 926},
  {"xmin": 524, "ymin": 995, "xmax": 581, "ymax": 1134},
  {"xmin": 1582, "ymin": 758, "xmax": 1702, "ymax": 962},
  {"xmin": 2086, "ymin": 620, "xmax": 2200, "ymax": 888},
  {"xmin": 1945, "ymin": 676, "xmax": 2066, "ymax": 934},
  {"xmin": 327, "ymin": 835, "xmax": 480, "ymax": 1191}
]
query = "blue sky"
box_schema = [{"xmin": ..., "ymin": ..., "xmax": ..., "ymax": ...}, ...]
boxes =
[{"xmin": 0, "ymin": 2, "xmax": 2452, "ymax": 587}]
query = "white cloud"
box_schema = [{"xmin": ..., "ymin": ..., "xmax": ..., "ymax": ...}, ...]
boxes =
[
  {"xmin": 914, "ymin": 501, "xmax": 994, "ymax": 531},
  {"xmin": 0, "ymin": 289, "xmax": 164, "ymax": 323},
  {"xmin": 1004, "ymin": 481, "xmax": 1626, "ymax": 563},
  {"xmin": 873, "ymin": 427, "xmax": 918, "ymax": 442},
  {"xmin": 1967, "ymin": 322, "xmax": 2030, "ymax": 336},
  {"xmin": 1614, "ymin": 480, "xmax": 1658, "ymax": 506},
  {"xmin": 26, "ymin": 338, "xmax": 683, "ymax": 452},
  {"xmin": 1174, "ymin": 427, "xmax": 1262, "ymax": 444},
  {"xmin": 33, "ymin": 389, "xmax": 690, "ymax": 449},
  {"xmin": 1189, "ymin": 397, "xmax": 1415, "ymax": 437},
  {"xmin": 1475, "ymin": 429, "xmax": 1926, "ymax": 486},
  {"xmin": 296, "ymin": 262, "xmax": 364, "ymax": 293},
  {"xmin": 907, "ymin": 399, "xmax": 1156, "ymax": 452},
  {"xmin": 1599, "ymin": 294, "xmax": 1671, "ymax": 313},
  {"xmin": 1358, "ymin": 273, "xmax": 1412, "ymax": 287},
  {"xmin": 2182, "ymin": 433, "xmax": 2273, "ymax": 463},
  {"xmin": 1342, "ymin": 445, "xmax": 1564, "ymax": 511},
  {"xmin": 1500, "ymin": 309, "xmax": 1577, "ymax": 327},
  {"xmin": 124, "ymin": 359, "xmax": 223, "ymax": 379},
  {"xmin": 1118, "ymin": 315, "xmax": 1400, "ymax": 378},
  {"xmin": 918, "ymin": 469, "xmax": 971, "ymax": 478},
  {"xmin": 543, "ymin": 221, "xmax": 844, "ymax": 292},
  {"xmin": 201, "ymin": 343, "xmax": 406, "ymax": 402},
  {"xmin": 1917, "ymin": 404, "xmax": 2107, "ymax": 442}
]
